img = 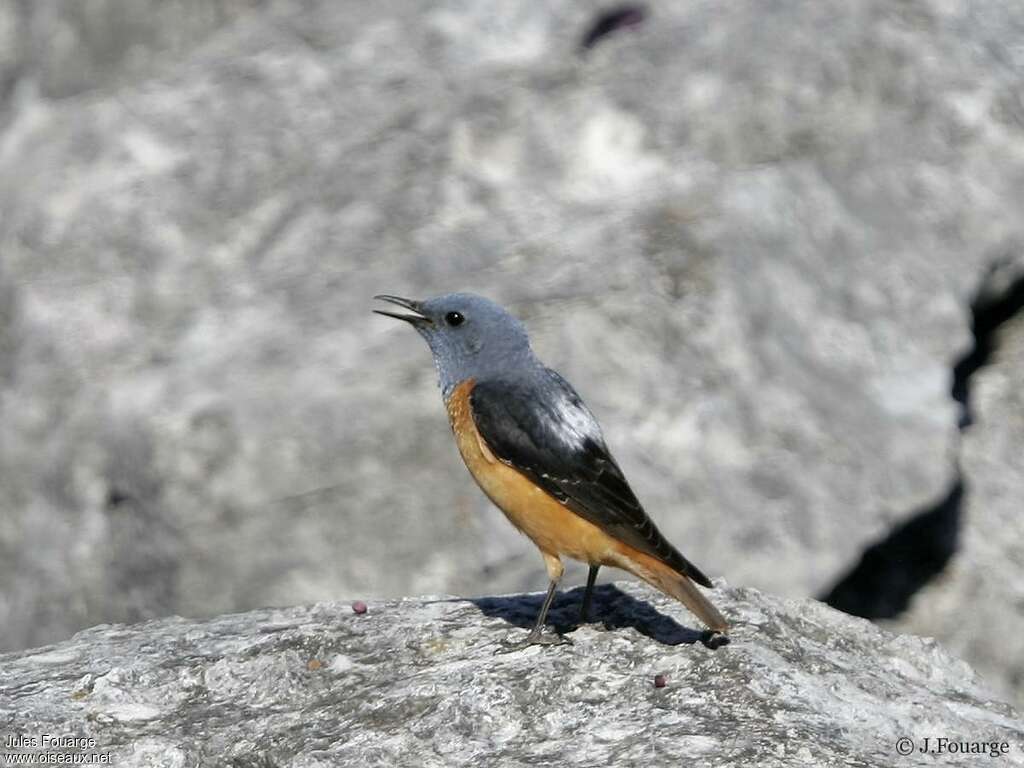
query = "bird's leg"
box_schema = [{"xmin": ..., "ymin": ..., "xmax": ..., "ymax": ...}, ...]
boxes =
[
  {"xmin": 499, "ymin": 554, "xmax": 572, "ymax": 650},
  {"xmin": 579, "ymin": 564, "xmax": 600, "ymax": 624},
  {"xmin": 524, "ymin": 579, "xmax": 567, "ymax": 644}
]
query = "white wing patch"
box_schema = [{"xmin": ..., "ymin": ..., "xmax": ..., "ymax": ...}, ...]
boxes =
[{"xmin": 551, "ymin": 389, "xmax": 603, "ymax": 449}]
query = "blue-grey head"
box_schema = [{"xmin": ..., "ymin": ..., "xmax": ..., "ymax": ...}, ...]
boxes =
[{"xmin": 374, "ymin": 292, "xmax": 537, "ymax": 398}]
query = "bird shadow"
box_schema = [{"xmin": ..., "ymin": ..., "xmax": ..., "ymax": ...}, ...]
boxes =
[{"xmin": 471, "ymin": 583, "xmax": 728, "ymax": 648}]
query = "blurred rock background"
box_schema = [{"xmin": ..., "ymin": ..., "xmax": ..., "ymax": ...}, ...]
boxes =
[{"xmin": 0, "ymin": 0, "xmax": 1021, "ymax": 707}]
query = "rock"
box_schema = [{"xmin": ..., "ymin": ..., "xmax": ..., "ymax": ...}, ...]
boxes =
[
  {"xmin": 894, "ymin": 311, "xmax": 1024, "ymax": 709},
  {"xmin": 2, "ymin": 0, "xmax": 1024, "ymax": 661},
  {"xmin": 0, "ymin": 584, "xmax": 1021, "ymax": 767},
  {"xmin": 0, "ymin": 1, "xmax": 265, "ymax": 104}
]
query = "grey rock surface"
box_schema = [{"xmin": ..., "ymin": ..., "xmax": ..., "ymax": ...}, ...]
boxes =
[
  {"xmin": 1, "ymin": 583, "xmax": 1022, "ymax": 767},
  {"xmin": 1, "ymin": 0, "xmax": 1023, "ymax": 698},
  {"xmin": 0, "ymin": 0, "xmax": 267, "ymax": 105},
  {"xmin": 894, "ymin": 311, "xmax": 1024, "ymax": 710}
]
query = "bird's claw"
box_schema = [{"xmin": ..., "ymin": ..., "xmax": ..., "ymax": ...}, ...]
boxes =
[{"xmin": 494, "ymin": 629, "xmax": 573, "ymax": 653}]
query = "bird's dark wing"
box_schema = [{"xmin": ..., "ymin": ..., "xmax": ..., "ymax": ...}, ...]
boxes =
[{"xmin": 469, "ymin": 372, "xmax": 713, "ymax": 587}]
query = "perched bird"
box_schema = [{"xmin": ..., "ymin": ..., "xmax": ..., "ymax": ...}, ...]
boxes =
[{"xmin": 374, "ymin": 292, "xmax": 727, "ymax": 647}]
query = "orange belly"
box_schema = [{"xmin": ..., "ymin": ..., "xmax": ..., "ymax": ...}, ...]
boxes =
[{"xmin": 446, "ymin": 379, "xmax": 626, "ymax": 566}]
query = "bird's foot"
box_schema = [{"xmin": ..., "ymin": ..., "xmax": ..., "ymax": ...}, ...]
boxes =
[
  {"xmin": 702, "ymin": 630, "xmax": 730, "ymax": 649},
  {"xmin": 495, "ymin": 628, "xmax": 573, "ymax": 653},
  {"xmin": 575, "ymin": 619, "xmax": 609, "ymax": 632}
]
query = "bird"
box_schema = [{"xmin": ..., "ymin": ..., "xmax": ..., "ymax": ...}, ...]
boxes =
[{"xmin": 374, "ymin": 292, "xmax": 728, "ymax": 647}]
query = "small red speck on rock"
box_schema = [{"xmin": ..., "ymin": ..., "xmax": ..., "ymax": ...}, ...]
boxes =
[
  {"xmin": 654, "ymin": 674, "xmax": 668, "ymax": 688},
  {"xmin": 351, "ymin": 601, "xmax": 368, "ymax": 615}
]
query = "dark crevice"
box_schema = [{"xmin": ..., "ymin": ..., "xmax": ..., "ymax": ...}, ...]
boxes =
[
  {"xmin": 106, "ymin": 487, "xmax": 134, "ymax": 508},
  {"xmin": 823, "ymin": 262, "xmax": 1024, "ymax": 621},
  {"xmin": 580, "ymin": 5, "xmax": 647, "ymax": 51},
  {"xmin": 952, "ymin": 265, "xmax": 1024, "ymax": 427},
  {"xmin": 821, "ymin": 480, "xmax": 963, "ymax": 619}
]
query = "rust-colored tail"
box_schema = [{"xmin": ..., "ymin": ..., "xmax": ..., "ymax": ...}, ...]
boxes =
[{"xmin": 618, "ymin": 547, "xmax": 729, "ymax": 633}]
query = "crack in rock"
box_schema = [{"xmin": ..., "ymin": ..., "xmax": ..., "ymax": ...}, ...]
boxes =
[
  {"xmin": 953, "ymin": 261, "xmax": 1024, "ymax": 428},
  {"xmin": 579, "ymin": 5, "xmax": 647, "ymax": 51},
  {"xmin": 820, "ymin": 479, "xmax": 963, "ymax": 620},
  {"xmin": 823, "ymin": 263, "xmax": 1024, "ymax": 621}
]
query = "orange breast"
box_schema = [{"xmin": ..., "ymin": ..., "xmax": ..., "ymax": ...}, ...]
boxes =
[{"xmin": 445, "ymin": 379, "xmax": 626, "ymax": 567}]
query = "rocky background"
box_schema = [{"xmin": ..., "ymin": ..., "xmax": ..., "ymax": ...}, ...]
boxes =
[{"xmin": 1, "ymin": 0, "xmax": 1022, "ymax": 709}]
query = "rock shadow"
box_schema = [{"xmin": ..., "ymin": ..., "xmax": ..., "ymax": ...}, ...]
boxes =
[{"xmin": 471, "ymin": 583, "xmax": 726, "ymax": 648}]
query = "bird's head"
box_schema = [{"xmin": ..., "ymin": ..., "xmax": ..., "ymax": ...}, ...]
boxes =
[{"xmin": 374, "ymin": 292, "xmax": 534, "ymax": 397}]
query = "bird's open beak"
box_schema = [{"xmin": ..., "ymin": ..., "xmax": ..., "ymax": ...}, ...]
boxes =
[{"xmin": 373, "ymin": 294, "xmax": 431, "ymax": 325}]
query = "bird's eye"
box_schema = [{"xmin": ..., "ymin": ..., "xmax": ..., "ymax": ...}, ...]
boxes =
[{"xmin": 445, "ymin": 311, "xmax": 465, "ymax": 327}]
